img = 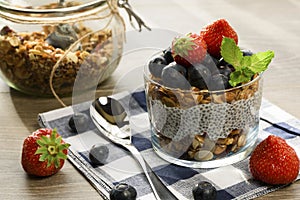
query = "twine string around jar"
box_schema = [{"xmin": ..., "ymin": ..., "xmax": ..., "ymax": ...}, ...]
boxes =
[{"xmin": 50, "ymin": 0, "xmax": 150, "ymax": 107}]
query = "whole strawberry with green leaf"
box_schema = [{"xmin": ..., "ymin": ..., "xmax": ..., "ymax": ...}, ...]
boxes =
[
  {"xmin": 21, "ymin": 128, "xmax": 70, "ymax": 177},
  {"xmin": 172, "ymin": 33, "xmax": 207, "ymax": 67}
]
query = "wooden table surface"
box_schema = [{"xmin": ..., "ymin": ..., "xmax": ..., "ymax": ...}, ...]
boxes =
[{"xmin": 1, "ymin": 0, "xmax": 300, "ymax": 199}]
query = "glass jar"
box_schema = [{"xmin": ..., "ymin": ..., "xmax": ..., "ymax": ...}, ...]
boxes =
[
  {"xmin": 144, "ymin": 60, "xmax": 263, "ymax": 168},
  {"xmin": 0, "ymin": 0, "xmax": 125, "ymax": 97}
]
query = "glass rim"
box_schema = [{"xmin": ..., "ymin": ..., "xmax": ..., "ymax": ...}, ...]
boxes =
[
  {"xmin": 0, "ymin": 0, "xmax": 107, "ymax": 14},
  {"xmin": 144, "ymin": 63, "xmax": 263, "ymax": 94},
  {"xmin": 0, "ymin": 0, "xmax": 110, "ymax": 23}
]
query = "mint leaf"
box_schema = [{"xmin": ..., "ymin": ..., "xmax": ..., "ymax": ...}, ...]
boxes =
[
  {"xmin": 229, "ymin": 68, "xmax": 254, "ymax": 87},
  {"xmin": 221, "ymin": 37, "xmax": 243, "ymax": 70},
  {"xmin": 248, "ymin": 50, "xmax": 275, "ymax": 73},
  {"xmin": 220, "ymin": 37, "xmax": 275, "ymax": 87},
  {"xmin": 240, "ymin": 55, "xmax": 252, "ymax": 68}
]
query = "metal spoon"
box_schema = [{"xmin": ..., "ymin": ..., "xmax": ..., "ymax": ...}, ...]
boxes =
[{"xmin": 90, "ymin": 96, "xmax": 177, "ymax": 200}]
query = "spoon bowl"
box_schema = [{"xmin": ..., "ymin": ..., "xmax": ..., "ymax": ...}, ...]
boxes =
[
  {"xmin": 90, "ymin": 96, "xmax": 177, "ymax": 200},
  {"xmin": 90, "ymin": 97, "xmax": 132, "ymax": 146}
]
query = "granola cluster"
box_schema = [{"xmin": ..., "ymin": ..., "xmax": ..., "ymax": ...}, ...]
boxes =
[{"xmin": 0, "ymin": 25, "xmax": 119, "ymax": 96}]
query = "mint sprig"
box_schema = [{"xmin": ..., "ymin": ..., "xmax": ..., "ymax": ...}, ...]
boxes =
[{"xmin": 220, "ymin": 37, "xmax": 275, "ymax": 87}]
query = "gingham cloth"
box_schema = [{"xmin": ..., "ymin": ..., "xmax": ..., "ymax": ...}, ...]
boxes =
[{"xmin": 38, "ymin": 90, "xmax": 300, "ymax": 200}]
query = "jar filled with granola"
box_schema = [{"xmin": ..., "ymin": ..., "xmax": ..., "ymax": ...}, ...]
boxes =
[{"xmin": 0, "ymin": 0, "xmax": 134, "ymax": 97}]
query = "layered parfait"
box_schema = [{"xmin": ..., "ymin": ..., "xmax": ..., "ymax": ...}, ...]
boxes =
[{"xmin": 144, "ymin": 19, "xmax": 274, "ymax": 167}]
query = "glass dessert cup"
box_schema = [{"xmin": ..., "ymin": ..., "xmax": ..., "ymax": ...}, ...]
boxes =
[{"xmin": 144, "ymin": 65, "xmax": 263, "ymax": 168}]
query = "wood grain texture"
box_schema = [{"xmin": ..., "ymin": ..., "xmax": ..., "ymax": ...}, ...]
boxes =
[{"xmin": 0, "ymin": 0, "xmax": 300, "ymax": 199}]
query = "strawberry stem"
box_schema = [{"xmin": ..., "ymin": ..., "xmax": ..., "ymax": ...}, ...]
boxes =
[
  {"xmin": 35, "ymin": 128, "xmax": 70, "ymax": 168},
  {"xmin": 172, "ymin": 35, "xmax": 195, "ymax": 57},
  {"xmin": 48, "ymin": 145, "xmax": 58, "ymax": 155}
]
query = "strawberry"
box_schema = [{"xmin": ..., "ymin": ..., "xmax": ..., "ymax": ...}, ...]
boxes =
[
  {"xmin": 21, "ymin": 128, "xmax": 70, "ymax": 177},
  {"xmin": 200, "ymin": 19, "xmax": 238, "ymax": 58},
  {"xmin": 249, "ymin": 135, "xmax": 300, "ymax": 185},
  {"xmin": 171, "ymin": 33, "xmax": 207, "ymax": 67}
]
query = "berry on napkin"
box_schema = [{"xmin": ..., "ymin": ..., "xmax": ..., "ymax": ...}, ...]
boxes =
[
  {"xmin": 249, "ymin": 135, "xmax": 299, "ymax": 185},
  {"xmin": 21, "ymin": 128, "xmax": 70, "ymax": 177}
]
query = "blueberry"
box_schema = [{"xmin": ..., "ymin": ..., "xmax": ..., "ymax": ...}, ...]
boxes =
[
  {"xmin": 201, "ymin": 54, "xmax": 219, "ymax": 72},
  {"xmin": 217, "ymin": 57, "xmax": 234, "ymax": 68},
  {"xmin": 148, "ymin": 48, "xmax": 174, "ymax": 78},
  {"xmin": 241, "ymin": 49, "xmax": 253, "ymax": 56},
  {"xmin": 148, "ymin": 55, "xmax": 168, "ymax": 78},
  {"xmin": 209, "ymin": 73, "xmax": 231, "ymax": 91},
  {"xmin": 192, "ymin": 181, "xmax": 217, "ymax": 200},
  {"xmin": 218, "ymin": 65, "xmax": 232, "ymax": 78},
  {"xmin": 187, "ymin": 64, "xmax": 211, "ymax": 90},
  {"xmin": 46, "ymin": 24, "xmax": 78, "ymax": 50},
  {"xmin": 68, "ymin": 112, "xmax": 90, "ymax": 133},
  {"xmin": 110, "ymin": 183, "xmax": 137, "ymax": 200},
  {"xmin": 89, "ymin": 144, "xmax": 109, "ymax": 166},
  {"xmin": 162, "ymin": 47, "xmax": 174, "ymax": 64},
  {"xmin": 161, "ymin": 62, "xmax": 190, "ymax": 89},
  {"xmin": 0, "ymin": 26, "xmax": 13, "ymax": 35}
]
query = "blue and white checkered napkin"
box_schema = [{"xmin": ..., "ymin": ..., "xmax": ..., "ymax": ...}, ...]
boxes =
[{"xmin": 38, "ymin": 90, "xmax": 300, "ymax": 200}]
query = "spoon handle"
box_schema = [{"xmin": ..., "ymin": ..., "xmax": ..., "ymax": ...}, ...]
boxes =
[
  {"xmin": 126, "ymin": 144, "xmax": 170, "ymax": 200},
  {"xmin": 144, "ymin": 159, "xmax": 178, "ymax": 200}
]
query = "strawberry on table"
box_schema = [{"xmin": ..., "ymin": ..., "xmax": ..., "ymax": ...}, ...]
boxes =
[
  {"xmin": 249, "ymin": 135, "xmax": 300, "ymax": 185},
  {"xmin": 21, "ymin": 128, "xmax": 70, "ymax": 177},
  {"xmin": 171, "ymin": 33, "xmax": 207, "ymax": 67},
  {"xmin": 200, "ymin": 18, "xmax": 238, "ymax": 59}
]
